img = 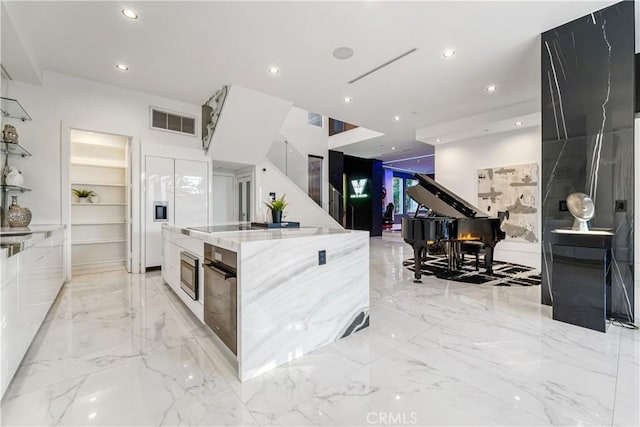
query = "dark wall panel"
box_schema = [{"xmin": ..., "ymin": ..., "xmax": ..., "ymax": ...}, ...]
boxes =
[
  {"xmin": 328, "ymin": 150, "xmax": 344, "ymax": 193},
  {"xmin": 344, "ymin": 154, "xmax": 383, "ymax": 236},
  {"xmin": 541, "ymin": 1, "xmax": 635, "ymax": 321}
]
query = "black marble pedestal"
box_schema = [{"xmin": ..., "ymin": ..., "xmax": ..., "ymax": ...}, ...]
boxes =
[{"xmin": 551, "ymin": 230, "xmax": 613, "ymax": 332}]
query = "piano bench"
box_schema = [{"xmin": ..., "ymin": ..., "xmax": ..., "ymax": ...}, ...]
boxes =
[{"xmin": 460, "ymin": 241, "xmax": 486, "ymax": 271}]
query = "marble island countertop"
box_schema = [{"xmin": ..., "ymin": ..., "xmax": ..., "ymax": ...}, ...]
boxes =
[{"xmin": 165, "ymin": 224, "xmax": 359, "ymax": 252}]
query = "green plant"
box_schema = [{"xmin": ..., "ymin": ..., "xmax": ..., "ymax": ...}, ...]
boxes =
[
  {"xmin": 264, "ymin": 194, "xmax": 288, "ymax": 211},
  {"xmin": 72, "ymin": 188, "xmax": 95, "ymax": 198}
]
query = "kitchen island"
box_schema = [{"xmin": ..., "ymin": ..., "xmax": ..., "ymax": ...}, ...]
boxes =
[{"xmin": 161, "ymin": 224, "xmax": 369, "ymax": 381}]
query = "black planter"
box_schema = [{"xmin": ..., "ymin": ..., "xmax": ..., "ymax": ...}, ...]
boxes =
[{"xmin": 271, "ymin": 210, "xmax": 283, "ymax": 223}]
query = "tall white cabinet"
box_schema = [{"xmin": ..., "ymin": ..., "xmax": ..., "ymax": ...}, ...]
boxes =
[
  {"xmin": 70, "ymin": 130, "xmax": 129, "ymax": 272},
  {"xmin": 145, "ymin": 155, "xmax": 209, "ymax": 268}
]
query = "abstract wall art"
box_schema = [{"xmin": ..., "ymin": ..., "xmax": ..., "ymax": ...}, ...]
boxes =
[{"xmin": 477, "ymin": 163, "xmax": 539, "ymax": 243}]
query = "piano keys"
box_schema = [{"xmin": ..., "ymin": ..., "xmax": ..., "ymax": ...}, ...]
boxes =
[{"xmin": 401, "ymin": 174, "xmax": 508, "ymax": 282}]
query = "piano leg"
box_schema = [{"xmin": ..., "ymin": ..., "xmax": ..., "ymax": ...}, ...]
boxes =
[
  {"xmin": 412, "ymin": 242, "xmax": 426, "ymax": 283},
  {"xmin": 484, "ymin": 246, "xmax": 495, "ymax": 275}
]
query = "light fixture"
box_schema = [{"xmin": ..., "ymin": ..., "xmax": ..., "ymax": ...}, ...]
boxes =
[
  {"xmin": 486, "ymin": 84, "xmax": 497, "ymax": 93},
  {"xmin": 268, "ymin": 67, "xmax": 280, "ymax": 74},
  {"xmin": 115, "ymin": 64, "xmax": 129, "ymax": 71},
  {"xmin": 343, "ymin": 96, "xmax": 352, "ymax": 103},
  {"xmin": 333, "ymin": 47, "xmax": 354, "ymax": 60},
  {"xmin": 435, "ymin": 138, "xmax": 442, "ymax": 143},
  {"xmin": 442, "ymin": 48, "xmax": 456, "ymax": 58},
  {"xmin": 391, "ymin": 146, "xmax": 396, "ymax": 150},
  {"xmin": 394, "ymin": 116, "xmax": 400, "ymax": 121},
  {"xmin": 515, "ymin": 121, "xmax": 523, "ymax": 126},
  {"xmin": 121, "ymin": 9, "xmax": 138, "ymax": 20}
]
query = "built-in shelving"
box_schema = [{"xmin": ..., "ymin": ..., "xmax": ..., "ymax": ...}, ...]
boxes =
[
  {"xmin": 71, "ymin": 182, "xmax": 126, "ymax": 187},
  {"xmin": 72, "ymin": 239, "xmax": 127, "ymax": 246},
  {"xmin": 0, "ymin": 97, "xmax": 32, "ymax": 122},
  {"xmin": 0, "ymin": 185, "xmax": 32, "ymax": 193},
  {"xmin": 70, "ymin": 129, "xmax": 128, "ymax": 273},
  {"xmin": 70, "ymin": 160, "xmax": 127, "ymax": 169},
  {"xmin": 72, "ymin": 220, "xmax": 126, "ymax": 225},
  {"xmin": 71, "ymin": 202, "xmax": 125, "ymax": 206},
  {"xmin": 1, "ymin": 142, "xmax": 32, "ymax": 157}
]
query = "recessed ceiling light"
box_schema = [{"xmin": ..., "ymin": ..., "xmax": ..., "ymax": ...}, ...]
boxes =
[
  {"xmin": 442, "ymin": 49, "xmax": 456, "ymax": 58},
  {"xmin": 417, "ymin": 160, "xmax": 421, "ymax": 163},
  {"xmin": 515, "ymin": 121, "xmax": 523, "ymax": 126},
  {"xmin": 333, "ymin": 47, "xmax": 354, "ymax": 60},
  {"xmin": 435, "ymin": 138, "xmax": 442, "ymax": 143},
  {"xmin": 268, "ymin": 67, "xmax": 280, "ymax": 74},
  {"xmin": 486, "ymin": 84, "xmax": 498, "ymax": 93},
  {"xmin": 394, "ymin": 116, "xmax": 400, "ymax": 121},
  {"xmin": 391, "ymin": 146, "xmax": 396, "ymax": 150},
  {"xmin": 121, "ymin": 9, "xmax": 138, "ymax": 20},
  {"xmin": 343, "ymin": 96, "xmax": 352, "ymax": 103},
  {"xmin": 115, "ymin": 64, "xmax": 129, "ymax": 71}
]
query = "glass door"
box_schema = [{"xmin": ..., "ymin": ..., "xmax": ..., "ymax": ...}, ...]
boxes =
[{"xmin": 237, "ymin": 174, "xmax": 252, "ymax": 222}]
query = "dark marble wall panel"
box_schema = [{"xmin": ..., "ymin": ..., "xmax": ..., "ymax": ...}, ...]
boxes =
[{"xmin": 541, "ymin": 1, "xmax": 635, "ymax": 321}]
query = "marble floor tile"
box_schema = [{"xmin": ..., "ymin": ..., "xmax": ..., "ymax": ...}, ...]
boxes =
[
  {"xmin": 270, "ymin": 350, "xmax": 550, "ymax": 426},
  {"xmin": 613, "ymin": 329, "xmax": 640, "ymax": 427},
  {"xmin": 2, "ymin": 238, "xmax": 638, "ymax": 427},
  {"xmin": 396, "ymin": 304, "xmax": 621, "ymax": 426},
  {"xmin": 225, "ymin": 344, "xmax": 366, "ymax": 425}
]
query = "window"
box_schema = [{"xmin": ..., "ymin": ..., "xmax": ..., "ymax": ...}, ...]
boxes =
[
  {"xmin": 308, "ymin": 112, "xmax": 323, "ymax": 128},
  {"xmin": 392, "ymin": 177, "xmax": 403, "ymax": 215},
  {"xmin": 405, "ymin": 179, "xmax": 418, "ymax": 214}
]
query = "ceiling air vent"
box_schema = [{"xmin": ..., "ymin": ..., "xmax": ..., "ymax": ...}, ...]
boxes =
[{"xmin": 150, "ymin": 107, "xmax": 197, "ymax": 136}]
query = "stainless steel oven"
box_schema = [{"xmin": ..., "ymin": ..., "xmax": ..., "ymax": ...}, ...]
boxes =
[
  {"xmin": 180, "ymin": 251, "xmax": 199, "ymax": 300},
  {"xmin": 204, "ymin": 244, "xmax": 237, "ymax": 355}
]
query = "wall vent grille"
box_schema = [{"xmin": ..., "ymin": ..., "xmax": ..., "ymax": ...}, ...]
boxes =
[{"xmin": 150, "ymin": 107, "xmax": 197, "ymax": 136}]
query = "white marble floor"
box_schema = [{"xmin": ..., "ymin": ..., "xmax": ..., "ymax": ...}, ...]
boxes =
[{"xmin": 1, "ymin": 237, "xmax": 638, "ymax": 426}]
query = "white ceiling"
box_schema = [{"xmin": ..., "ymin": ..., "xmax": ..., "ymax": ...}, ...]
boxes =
[{"xmin": 2, "ymin": 0, "xmax": 616, "ymax": 159}]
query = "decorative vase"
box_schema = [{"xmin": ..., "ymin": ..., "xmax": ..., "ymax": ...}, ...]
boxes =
[
  {"xmin": 271, "ymin": 210, "xmax": 283, "ymax": 223},
  {"xmin": 2, "ymin": 124, "xmax": 19, "ymax": 144},
  {"xmin": 89, "ymin": 194, "xmax": 99, "ymax": 203},
  {"xmin": 7, "ymin": 196, "xmax": 32, "ymax": 227},
  {"xmin": 4, "ymin": 167, "xmax": 24, "ymax": 186}
]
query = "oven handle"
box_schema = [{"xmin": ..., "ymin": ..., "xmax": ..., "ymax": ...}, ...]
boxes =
[
  {"xmin": 205, "ymin": 262, "xmax": 236, "ymax": 280},
  {"xmin": 180, "ymin": 251, "xmax": 198, "ymax": 267}
]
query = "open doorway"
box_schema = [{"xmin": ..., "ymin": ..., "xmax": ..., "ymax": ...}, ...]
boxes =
[{"xmin": 69, "ymin": 129, "xmax": 131, "ymax": 274}]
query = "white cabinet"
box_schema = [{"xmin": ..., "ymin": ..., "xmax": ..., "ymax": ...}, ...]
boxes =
[
  {"xmin": 145, "ymin": 156, "xmax": 209, "ymax": 268},
  {"xmin": 161, "ymin": 227, "xmax": 204, "ymax": 321},
  {"xmin": 1, "ymin": 228, "xmax": 65, "ymax": 398}
]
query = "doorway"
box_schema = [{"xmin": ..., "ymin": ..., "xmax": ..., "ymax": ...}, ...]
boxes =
[
  {"xmin": 237, "ymin": 173, "xmax": 252, "ymax": 222},
  {"xmin": 69, "ymin": 129, "xmax": 131, "ymax": 274}
]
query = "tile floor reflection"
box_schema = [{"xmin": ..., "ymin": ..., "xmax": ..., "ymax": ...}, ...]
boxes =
[{"xmin": 1, "ymin": 237, "xmax": 638, "ymax": 426}]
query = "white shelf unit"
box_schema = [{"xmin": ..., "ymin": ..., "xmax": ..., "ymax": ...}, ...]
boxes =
[{"xmin": 70, "ymin": 130, "xmax": 128, "ymax": 272}]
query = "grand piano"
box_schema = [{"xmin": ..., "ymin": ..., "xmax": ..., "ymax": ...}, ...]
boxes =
[{"xmin": 401, "ymin": 174, "xmax": 508, "ymax": 282}]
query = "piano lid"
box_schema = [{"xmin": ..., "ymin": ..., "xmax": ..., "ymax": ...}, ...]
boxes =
[{"xmin": 406, "ymin": 174, "xmax": 487, "ymax": 219}]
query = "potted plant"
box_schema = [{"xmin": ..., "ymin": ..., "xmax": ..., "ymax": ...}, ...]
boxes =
[
  {"xmin": 72, "ymin": 188, "xmax": 95, "ymax": 204},
  {"xmin": 264, "ymin": 194, "xmax": 288, "ymax": 223}
]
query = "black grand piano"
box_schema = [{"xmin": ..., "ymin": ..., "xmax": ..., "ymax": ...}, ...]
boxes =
[{"xmin": 401, "ymin": 174, "xmax": 508, "ymax": 282}]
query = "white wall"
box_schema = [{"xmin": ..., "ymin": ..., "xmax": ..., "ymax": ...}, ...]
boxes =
[
  {"xmin": 255, "ymin": 160, "xmax": 341, "ymax": 229},
  {"xmin": 207, "ymin": 85, "xmax": 292, "ymax": 165},
  {"xmin": 328, "ymin": 126, "xmax": 383, "ymax": 150},
  {"xmin": 4, "ymin": 70, "xmax": 204, "ymax": 272},
  {"xmin": 279, "ymin": 106, "xmax": 329, "ymax": 210},
  {"xmin": 435, "ymin": 127, "xmax": 542, "ymax": 269}
]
